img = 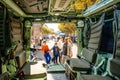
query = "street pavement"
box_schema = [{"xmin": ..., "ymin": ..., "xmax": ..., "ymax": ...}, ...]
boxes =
[
  {"xmin": 47, "ymin": 73, "xmax": 69, "ymax": 80},
  {"xmin": 31, "ymin": 40, "xmax": 78, "ymax": 80},
  {"xmin": 31, "ymin": 40, "xmax": 78, "ymax": 60},
  {"xmin": 47, "ymin": 40, "xmax": 78, "ymax": 58},
  {"xmin": 46, "ymin": 40, "xmax": 77, "ymax": 80}
]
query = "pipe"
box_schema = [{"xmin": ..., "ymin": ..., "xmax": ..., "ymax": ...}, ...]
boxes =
[
  {"xmin": 104, "ymin": 18, "xmax": 114, "ymax": 23},
  {"xmin": 2, "ymin": 0, "xmax": 33, "ymax": 17},
  {"xmin": 2, "ymin": 0, "xmax": 27, "ymax": 17}
]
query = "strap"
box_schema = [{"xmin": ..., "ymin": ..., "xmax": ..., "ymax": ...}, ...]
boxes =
[{"xmin": 113, "ymin": 9, "xmax": 120, "ymax": 58}]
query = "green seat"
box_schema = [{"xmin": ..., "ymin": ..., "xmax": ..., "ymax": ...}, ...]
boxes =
[
  {"xmin": 15, "ymin": 51, "xmax": 47, "ymax": 79},
  {"xmin": 65, "ymin": 13, "xmax": 106, "ymax": 80},
  {"xmin": 66, "ymin": 48, "xmax": 97, "ymax": 73},
  {"xmin": 65, "ymin": 13, "xmax": 105, "ymax": 76},
  {"xmin": 69, "ymin": 58, "xmax": 90, "ymax": 71},
  {"xmin": 77, "ymin": 9, "xmax": 120, "ymax": 80}
]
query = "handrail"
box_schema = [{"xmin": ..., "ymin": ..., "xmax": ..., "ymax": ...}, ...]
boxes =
[{"xmin": 2, "ymin": 0, "xmax": 27, "ymax": 17}]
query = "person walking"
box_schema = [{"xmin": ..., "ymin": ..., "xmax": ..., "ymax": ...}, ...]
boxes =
[
  {"xmin": 51, "ymin": 42, "xmax": 60, "ymax": 64},
  {"xmin": 41, "ymin": 40, "xmax": 51, "ymax": 64}
]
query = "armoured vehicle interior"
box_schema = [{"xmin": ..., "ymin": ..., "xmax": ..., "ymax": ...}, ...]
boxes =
[{"xmin": 0, "ymin": 0, "xmax": 120, "ymax": 80}]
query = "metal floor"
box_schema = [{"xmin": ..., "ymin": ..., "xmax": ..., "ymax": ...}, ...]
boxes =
[
  {"xmin": 47, "ymin": 64, "xmax": 68, "ymax": 80},
  {"xmin": 47, "ymin": 73, "xmax": 68, "ymax": 80},
  {"xmin": 47, "ymin": 64, "xmax": 65, "ymax": 72}
]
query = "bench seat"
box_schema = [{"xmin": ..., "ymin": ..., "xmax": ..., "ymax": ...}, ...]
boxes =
[
  {"xmin": 69, "ymin": 58, "xmax": 90, "ymax": 71},
  {"xmin": 65, "ymin": 48, "xmax": 96, "ymax": 72},
  {"xmin": 16, "ymin": 51, "xmax": 47, "ymax": 79},
  {"xmin": 22, "ymin": 61, "xmax": 47, "ymax": 79}
]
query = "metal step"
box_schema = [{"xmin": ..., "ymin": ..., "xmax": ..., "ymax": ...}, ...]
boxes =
[{"xmin": 47, "ymin": 64, "xmax": 65, "ymax": 73}]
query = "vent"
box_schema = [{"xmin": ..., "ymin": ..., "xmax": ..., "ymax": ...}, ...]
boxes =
[
  {"xmin": 14, "ymin": 0, "xmax": 49, "ymax": 13},
  {"xmin": 53, "ymin": 0, "xmax": 72, "ymax": 11}
]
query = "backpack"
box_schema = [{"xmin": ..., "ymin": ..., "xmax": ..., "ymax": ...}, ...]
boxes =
[{"xmin": 53, "ymin": 46, "xmax": 59, "ymax": 56}]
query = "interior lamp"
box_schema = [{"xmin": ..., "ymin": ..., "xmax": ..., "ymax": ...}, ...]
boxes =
[{"xmin": 77, "ymin": 20, "xmax": 84, "ymax": 28}]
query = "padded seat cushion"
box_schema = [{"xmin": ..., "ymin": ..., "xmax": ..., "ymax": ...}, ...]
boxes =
[
  {"xmin": 21, "ymin": 61, "xmax": 47, "ymax": 79},
  {"xmin": 69, "ymin": 58, "xmax": 90, "ymax": 71},
  {"xmin": 110, "ymin": 59, "xmax": 120, "ymax": 78},
  {"xmin": 77, "ymin": 73, "xmax": 112, "ymax": 80},
  {"xmin": 82, "ymin": 48, "xmax": 97, "ymax": 64},
  {"xmin": 15, "ymin": 51, "xmax": 47, "ymax": 79}
]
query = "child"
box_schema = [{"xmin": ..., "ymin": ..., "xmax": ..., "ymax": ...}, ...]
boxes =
[
  {"xmin": 41, "ymin": 40, "xmax": 51, "ymax": 64},
  {"xmin": 51, "ymin": 42, "xmax": 60, "ymax": 64}
]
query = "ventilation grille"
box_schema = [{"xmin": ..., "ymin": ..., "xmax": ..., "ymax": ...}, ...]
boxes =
[{"xmin": 53, "ymin": 0, "xmax": 72, "ymax": 11}]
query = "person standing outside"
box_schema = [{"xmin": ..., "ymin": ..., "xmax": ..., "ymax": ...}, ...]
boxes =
[
  {"xmin": 51, "ymin": 42, "xmax": 60, "ymax": 64},
  {"xmin": 57, "ymin": 36, "xmax": 64, "ymax": 63},
  {"xmin": 67, "ymin": 37, "xmax": 73, "ymax": 58},
  {"xmin": 62, "ymin": 37, "xmax": 68, "ymax": 64},
  {"xmin": 41, "ymin": 40, "xmax": 51, "ymax": 64},
  {"xmin": 62, "ymin": 37, "xmax": 73, "ymax": 64}
]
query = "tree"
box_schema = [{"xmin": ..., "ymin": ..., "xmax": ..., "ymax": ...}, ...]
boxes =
[
  {"xmin": 58, "ymin": 23, "xmax": 76, "ymax": 35},
  {"xmin": 42, "ymin": 25, "xmax": 56, "ymax": 34},
  {"xmin": 71, "ymin": 0, "xmax": 99, "ymax": 11}
]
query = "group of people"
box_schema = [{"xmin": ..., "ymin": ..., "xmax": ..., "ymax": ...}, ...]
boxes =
[
  {"xmin": 30, "ymin": 36, "xmax": 43, "ymax": 49},
  {"xmin": 41, "ymin": 36, "xmax": 73, "ymax": 65},
  {"xmin": 30, "ymin": 36, "xmax": 73, "ymax": 66}
]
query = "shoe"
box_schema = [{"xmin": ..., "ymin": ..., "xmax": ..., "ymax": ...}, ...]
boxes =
[{"xmin": 46, "ymin": 65, "xmax": 49, "ymax": 69}]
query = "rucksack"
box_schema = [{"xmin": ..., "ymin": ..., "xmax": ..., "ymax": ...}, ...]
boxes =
[{"xmin": 53, "ymin": 46, "xmax": 59, "ymax": 56}]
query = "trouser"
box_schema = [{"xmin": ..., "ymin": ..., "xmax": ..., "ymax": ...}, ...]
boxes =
[
  {"xmin": 44, "ymin": 53, "xmax": 51, "ymax": 64},
  {"xmin": 62, "ymin": 55, "xmax": 69, "ymax": 64},
  {"xmin": 53, "ymin": 55, "xmax": 58, "ymax": 64},
  {"xmin": 59, "ymin": 52, "xmax": 62, "ymax": 63}
]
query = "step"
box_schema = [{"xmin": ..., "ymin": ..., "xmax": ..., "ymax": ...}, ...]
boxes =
[{"xmin": 47, "ymin": 64, "xmax": 65, "ymax": 73}]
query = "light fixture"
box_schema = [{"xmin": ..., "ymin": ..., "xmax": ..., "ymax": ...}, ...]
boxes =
[
  {"xmin": 35, "ymin": 18, "xmax": 42, "ymax": 21},
  {"xmin": 54, "ymin": 13, "xmax": 60, "ymax": 16},
  {"xmin": 77, "ymin": 20, "xmax": 84, "ymax": 28}
]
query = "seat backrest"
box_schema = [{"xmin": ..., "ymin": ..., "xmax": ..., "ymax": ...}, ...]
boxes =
[
  {"xmin": 82, "ymin": 48, "xmax": 97, "ymax": 64},
  {"xmin": 88, "ymin": 13, "xmax": 105, "ymax": 53},
  {"xmin": 15, "ymin": 51, "xmax": 26, "ymax": 68},
  {"xmin": 110, "ymin": 10, "xmax": 120, "ymax": 78},
  {"xmin": 82, "ymin": 14, "xmax": 105, "ymax": 64}
]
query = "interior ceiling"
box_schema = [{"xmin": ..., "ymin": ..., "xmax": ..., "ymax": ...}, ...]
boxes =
[
  {"xmin": 13, "ymin": 0, "xmax": 49, "ymax": 14},
  {"xmin": 52, "ymin": 0, "xmax": 72, "ymax": 11},
  {"xmin": 5, "ymin": 0, "xmax": 99, "ymax": 17}
]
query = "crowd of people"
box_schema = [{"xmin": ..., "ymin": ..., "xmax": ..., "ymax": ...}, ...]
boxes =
[{"xmin": 30, "ymin": 36, "xmax": 73, "ymax": 68}]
